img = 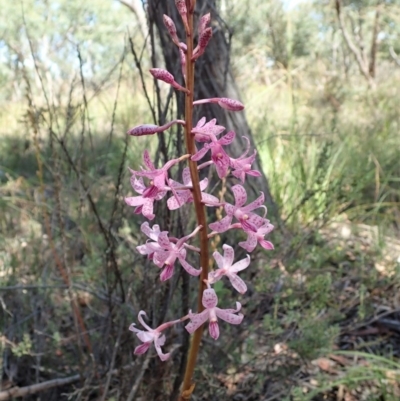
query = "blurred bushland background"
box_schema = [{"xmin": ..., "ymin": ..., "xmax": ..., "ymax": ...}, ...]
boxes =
[{"xmin": 1, "ymin": 0, "xmax": 400, "ymax": 400}]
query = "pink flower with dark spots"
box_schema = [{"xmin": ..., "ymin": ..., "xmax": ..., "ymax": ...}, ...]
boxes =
[
  {"xmin": 208, "ymin": 245, "xmax": 250, "ymax": 294},
  {"xmin": 136, "ymin": 222, "xmax": 163, "ymax": 257},
  {"xmin": 185, "ymin": 289, "xmax": 243, "ymax": 340},
  {"xmin": 209, "ymin": 185, "xmax": 265, "ymax": 233},
  {"xmin": 137, "ymin": 224, "xmax": 202, "ymax": 281},
  {"xmin": 229, "ymin": 137, "xmax": 261, "ymax": 183},
  {"xmin": 191, "ymin": 117, "xmax": 225, "ymax": 142},
  {"xmin": 125, "ymin": 176, "xmax": 167, "ymax": 220},
  {"xmin": 191, "ymin": 131, "xmax": 235, "ymax": 179},
  {"xmin": 167, "ymin": 168, "xmax": 219, "ymax": 210},
  {"xmin": 131, "ymin": 150, "xmax": 181, "ymax": 189},
  {"xmin": 129, "ymin": 311, "xmax": 180, "ymax": 361},
  {"xmin": 239, "ymin": 219, "xmax": 274, "ymax": 253}
]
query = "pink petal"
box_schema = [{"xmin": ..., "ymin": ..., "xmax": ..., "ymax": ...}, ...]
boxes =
[
  {"xmin": 154, "ymin": 341, "xmax": 170, "ymax": 361},
  {"xmin": 160, "ymin": 264, "xmax": 175, "ymax": 281},
  {"xmin": 153, "ymin": 250, "xmax": 173, "ymax": 267},
  {"xmin": 157, "ymin": 232, "xmax": 172, "ymax": 249},
  {"xmin": 209, "ymin": 321, "xmax": 220, "ymax": 340},
  {"xmin": 259, "ymin": 240, "xmax": 274, "ymax": 250},
  {"xmin": 142, "ymin": 199, "xmax": 155, "ymax": 220},
  {"xmin": 191, "ymin": 145, "xmax": 210, "ymax": 161},
  {"xmin": 227, "ymin": 274, "xmax": 247, "ymax": 294},
  {"xmin": 202, "ymin": 288, "xmax": 218, "ymax": 308},
  {"xmin": 230, "ymin": 255, "xmax": 250, "ymax": 273},
  {"xmin": 143, "ymin": 150, "xmax": 155, "ymax": 170},
  {"xmin": 239, "ymin": 233, "xmax": 258, "ymax": 252},
  {"xmin": 179, "ymin": 257, "xmax": 201, "ymax": 276},
  {"xmin": 201, "ymin": 192, "xmax": 219, "ymax": 206},
  {"xmin": 212, "ymin": 250, "xmax": 224, "ymax": 270},
  {"xmin": 182, "ymin": 167, "xmax": 192, "ymax": 186},
  {"xmin": 134, "ymin": 342, "xmax": 151, "ymax": 355},
  {"xmin": 167, "ymin": 193, "xmax": 189, "ymax": 210},
  {"xmin": 247, "ymin": 214, "xmax": 267, "ymax": 229},
  {"xmin": 215, "ymin": 308, "xmax": 244, "ymax": 325},
  {"xmin": 247, "ymin": 170, "xmax": 262, "ymax": 177},
  {"xmin": 231, "ymin": 169, "xmax": 246, "ymax": 183},
  {"xmin": 259, "ymin": 222, "xmax": 274, "ymax": 235},
  {"xmin": 211, "ymin": 145, "xmax": 230, "ymax": 179},
  {"xmin": 185, "ymin": 310, "xmax": 210, "ymax": 333},
  {"xmin": 242, "ymin": 192, "xmax": 265, "ymax": 213},
  {"xmin": 219, "ymin": 130, "xmax": 235, "ymax": 145},
  {"xmin": 130, "ymin": 175, "xmax": 145, "ymax": 193},
  {"xmin": 199, "ymin": 177, "xmax": 208, "ymax": 191},
  {"xmin": 125, "ymin": 196, "xmax": 145, "ymax": 207},
  {"xmin": 231, "ymin": 185, "xmax": 247, "ymax": 207},
  {"xmin": 222, "ymin": 244, "xmax": 234, "ymax": 267},
  {"xmin": 136, "ymin": 331, "xmax": 154, "ymax": 343},
  {"xmin": 209, "ymin": 214, "xmax": 233, "ymax": 233}
]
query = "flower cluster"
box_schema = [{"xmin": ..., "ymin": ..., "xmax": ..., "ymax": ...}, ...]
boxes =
[{"xmin": 126, "ymin": 2, "xmax": 274, "ymax": 364}]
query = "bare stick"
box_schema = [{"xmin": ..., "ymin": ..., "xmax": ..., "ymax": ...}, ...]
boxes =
[{"xmin": 0, "ymin": 375, "xmax": 80, "ymax": 401}]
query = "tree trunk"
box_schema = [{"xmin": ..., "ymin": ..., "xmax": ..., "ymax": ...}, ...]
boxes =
[{"xmin": 147, "ymin": 0, "xmax": 281, "ymax": 222}]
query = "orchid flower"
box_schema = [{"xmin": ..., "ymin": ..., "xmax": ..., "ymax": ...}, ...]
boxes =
[
  {"xmin": 208, "ymin": 245, "xmax": 250, "ymax": 294},
  {"xmin": 137, "ymin": 224, "xmax": 202, "ymax": 281},
  {"xmin": 239, "ymin": 219, "xmax": 274, "ymax": 253},
  {"xmin": 129, "ymin": 311, "xmax": 180, "ymax": 361},
  {"xmin": 125, "ymin": 175, "xmax": 167, "ymax": 220},
  {"xmin": 192, "ymin": 130, "xmax": 235, "ymax": 179},
  {"xmin": 136, "ymin": 222, "xmax": 163, "ymax": 257},
  {"xmin": 191, "ymin": 117, "xmax": 225, "ymax": 142},
  {"xmin": 185, "ymin": 289, "xmax": 243, "ymax": 340},
  {"xmin": 167, "ymin": 167, "xmax": 219, "ymax": 210},
  {"xmin": 130, "ymin": 150, "xmax": 184, "ymax": 189},
  {"xmin": 229, "ymin": 137, "xmax": 261, "ymax": 183},
  {"xmin": 209, "ymin": 185, "xmax": 266, "ymax": 233}
]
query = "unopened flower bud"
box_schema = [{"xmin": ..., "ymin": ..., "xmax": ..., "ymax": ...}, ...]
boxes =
[
  {"xmin": 193, "ymin": 27, "xmax": 212, "ymax": 60},
  {"xmin": 163, "ymin": 14, "xmax": 180, "ymax": 46},
  {"xmin": 198, "ymin": 13, "xmax": 211, "ymax": 35},
  {"xmin": 127, "ymin": 124, "xmax": 160, "ymax": 136},
  {"xmin": 150, "ymin": 68, "xmax": 174, "ymax": 84},
  {"xmin": 217, "ymin": 98, "xmax": 245, "ymax": 111},
  {"xmin": 175, "ymin": 0, "xmax": 189, "ymax": 32},
  {"xmin": 127, "ymin": 120, "xmax": 185, "ymax": 136}
]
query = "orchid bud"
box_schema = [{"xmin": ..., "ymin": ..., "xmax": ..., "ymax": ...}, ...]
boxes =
[
  {"xmin": 163, "ymin": 14, "xmax": 180, "ymax": 46},
  {"xmin": 150, "ymin": 68, "xmax": 175, "ymax": 85},
  {"xmin": 127, "ymin": 124, "xmax": 160, "ymax": 136},
  {"xmin": 175, "ymin": 0, "xmax": 189, "ymax": 32},
  {"xmin": 127, "ymin": 120, "xmax": 185, "ymax": 136},
  {"xmin": 217, "ymin": 98, "xmax": 245, "ymax": 111},
  {"xmin": 193, "ymin": 27, "xmax": 212, "ymax": 60},
  {"xmin": 198, "ymin": 13, "xmax": 211, "ymax": 36}
]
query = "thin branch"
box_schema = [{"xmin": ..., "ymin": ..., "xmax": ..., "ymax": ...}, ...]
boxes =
[{"xmin": 334, "ymin": 0, "xmax": 373, "ymax": 85}]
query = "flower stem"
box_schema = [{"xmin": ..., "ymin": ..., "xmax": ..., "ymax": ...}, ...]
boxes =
[{"xmin": 179, "ymin": 1, "xmax": 208, "ymax": 400}]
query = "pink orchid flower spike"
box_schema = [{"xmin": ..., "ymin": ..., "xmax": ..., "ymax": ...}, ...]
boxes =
[
  {"xmin": 167, "ymin": 167, "xmax": 219, "ymax": 210},
  {"xmin": 239, "ymin": 219, "xmax": 274, "ymax": 253},
  {"xmin": 209, "ymin": 184, "xmax": 266, "ymax": 233},
  {"xmin": 185, "ymin": 289, "xmax": 243, "ymax": 340},
  {"xmin": 129, "ymin": 311, "xmax": 180, "ymax": 361},
  {"xmin": 208, "ymin": 244, "xmax": 250, "ymax": 294}
]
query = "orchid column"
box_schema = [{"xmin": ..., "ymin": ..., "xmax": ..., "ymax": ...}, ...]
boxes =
[{"xmin": 125, "ymin": 1, "xmax": 274, "ymax": 400}]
